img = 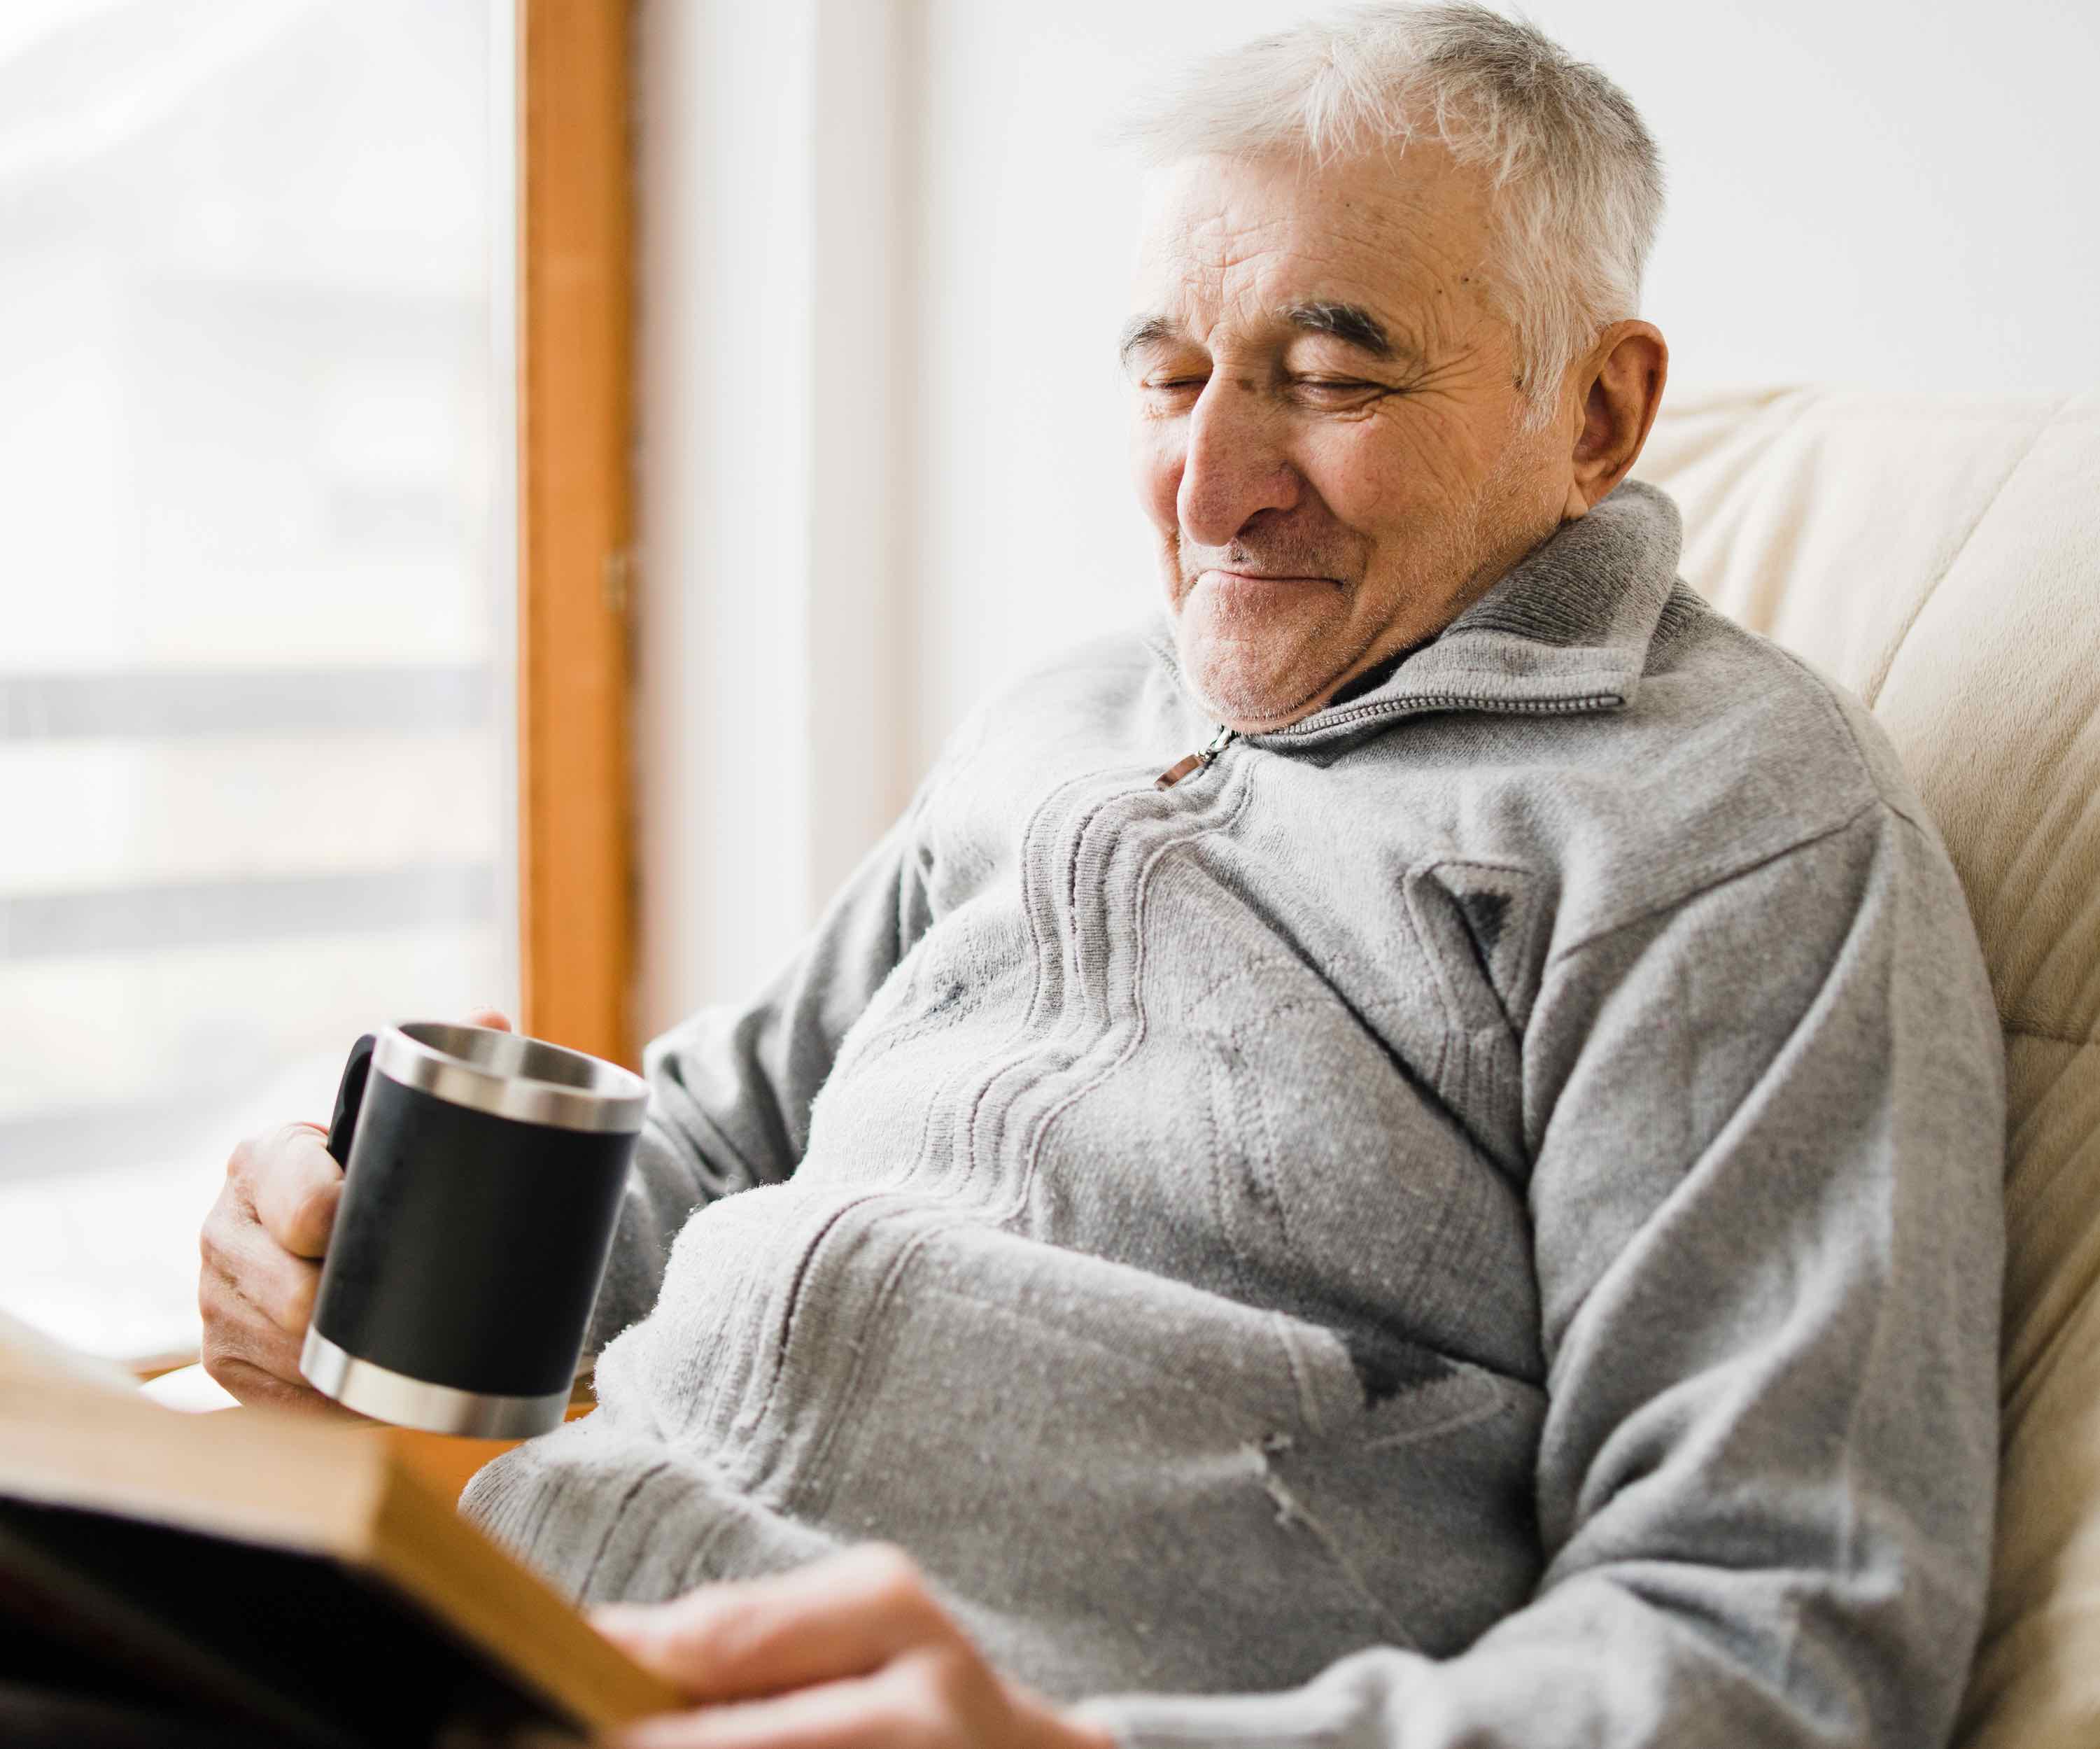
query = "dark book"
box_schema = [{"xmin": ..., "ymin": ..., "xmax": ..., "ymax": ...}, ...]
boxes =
[{"xmin": 0, "ymin": 1316, "xmax": 679, "ymax": 1747}]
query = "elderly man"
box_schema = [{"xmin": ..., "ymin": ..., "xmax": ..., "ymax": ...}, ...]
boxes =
[{"xmin": 202, "ymin": 7, "xmax": 2003, "ymax": 1747}]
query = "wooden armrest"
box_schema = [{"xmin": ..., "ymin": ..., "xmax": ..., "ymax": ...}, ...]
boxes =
[
  {"xmin": 127, "ymin": 1347, "xmax": 203, "ymax": 1384},
  {"xmin": 136, "ymin": 1363, "xmax": 596, "ymax": 1501}
]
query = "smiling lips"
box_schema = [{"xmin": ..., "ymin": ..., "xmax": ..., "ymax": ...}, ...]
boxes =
[
  {"xmin": 1202, "ymin": 569, "xmax": 1334, "ymax": 586},
  {"xmin": 1195, "ymin": 568, "xmax": 1341, "ymax": 612}
]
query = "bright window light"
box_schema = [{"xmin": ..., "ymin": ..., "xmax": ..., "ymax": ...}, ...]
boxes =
[{"xmin": 0, "ymin": 0, "xmax": 511, "ymax": 1363}]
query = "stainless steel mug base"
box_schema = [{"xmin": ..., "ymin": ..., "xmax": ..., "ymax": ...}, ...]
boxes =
[{"xmin": 300, "ymin": 1328, "xmax": 572, "ymax": 1440}]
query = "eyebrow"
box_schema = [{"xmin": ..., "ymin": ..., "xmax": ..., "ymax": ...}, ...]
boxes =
[
  {"xmin": 1119, "ymin": 300, "xmax": 1405, "ymax": 370},
  {"xmin": 1118, "ymin": 314, "xmax": 1183, "ymax": 370},
  {"xmin": 1281, "ymin": 300, "xmax": 1395, "ymax": 358}
]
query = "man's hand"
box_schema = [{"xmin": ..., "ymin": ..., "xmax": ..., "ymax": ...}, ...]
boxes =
[
  {"xmin": 591, "ymin": 1545, "xmax": 1118, "ymax": 1749},
  {"xmin": 198, "ymin": 1009, "xmax": 512, "ymax": 1410}
]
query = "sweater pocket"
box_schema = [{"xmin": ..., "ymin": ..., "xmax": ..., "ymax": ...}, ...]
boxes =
[
  {"xmin": 773, "ymin": 1220, "xmax": 1544, "ymax": 1699},
  {"xmin": 1404, "ymin": 858, "xmax": 1548, "ymax": 1036},
  {"xmin": 1400, "ymin": 858, "xmax": 1547, "ymax": 1175},
  {"xmin": 1271, "ymin": 1312, "xmax": 1546, "ymax": 1652}
]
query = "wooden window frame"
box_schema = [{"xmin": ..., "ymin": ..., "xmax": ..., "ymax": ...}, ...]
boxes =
[{"xmin": 516, "ymin": 0, "xmax": 637, "ymax": 1068}]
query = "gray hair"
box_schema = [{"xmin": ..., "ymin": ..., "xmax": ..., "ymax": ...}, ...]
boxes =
[{"xmin": 1119, "ymin": 3, "xmax": 1665, "ymax": 422}]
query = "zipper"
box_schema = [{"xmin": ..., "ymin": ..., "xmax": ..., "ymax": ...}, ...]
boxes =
[
  {"xmin": 1155, "ymin": 724, "xmax": 1238, "ymax": 790},
  {"xmin": 1267, "ymin": 690, "xmax": 1623, "ymax": 737},
  {"xmin": 1153, "ymin": 689, "xmax": 1621, "ymax": 790}
]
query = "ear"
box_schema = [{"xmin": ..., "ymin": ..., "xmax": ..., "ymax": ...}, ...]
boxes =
[{"xmin": 1558, "ymin": 321, "xmax": 1668, "ymax": 519}]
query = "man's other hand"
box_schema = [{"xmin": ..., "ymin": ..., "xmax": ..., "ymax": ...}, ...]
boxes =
[
  {"xmin": 197, "ymin": 1008, "xmax": 512, "ymax": 1410},
  {"xmin": 591, "ymin": 1545, "xmax": 1117, "ymax": 1749}
]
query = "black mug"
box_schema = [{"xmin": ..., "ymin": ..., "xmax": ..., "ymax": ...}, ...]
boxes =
[{"xmin": 299, "ymin": 1021, "xmax": 648, "ymax": 1438}]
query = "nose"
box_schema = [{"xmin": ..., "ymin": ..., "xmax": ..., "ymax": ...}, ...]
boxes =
[{"xmin": 1176, "ymin": 378, "xmax": 1301, "ymax": 549}]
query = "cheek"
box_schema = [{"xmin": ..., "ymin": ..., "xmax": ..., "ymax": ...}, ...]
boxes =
[
  {"xmin": 1304, "ymin": 417, "xmax": 1484, "ymax": 537},
  {"xmin": 1129, "ymin": 421, "xmax": 1185, "ymax": 534},
  {"xmin": 1296, "ymin": 427, "xmax": 1416, "ymax": 538}
]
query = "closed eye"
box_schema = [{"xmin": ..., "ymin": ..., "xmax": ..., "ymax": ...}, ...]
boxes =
[
  {"xmin": 1290, "ymin": 376, "xmax": 1397, "ymax": 407},
  {"xmin": 1137, "ymin": 375, "xmax": 1209, "ymax": 412}
]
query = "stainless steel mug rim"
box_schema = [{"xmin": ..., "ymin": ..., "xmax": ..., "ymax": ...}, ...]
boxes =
[
  {"xmin": 370, "ymin": 1021, "xmax": 649, "ymax": 1135},
  {"xmin": 300, "ymin": 1326, "xmax": 574, "ymax": 1438}
]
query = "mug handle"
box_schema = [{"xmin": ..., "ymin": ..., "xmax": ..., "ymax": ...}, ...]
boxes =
[{"xmin": 325, "ymin": 1033, "xmax": 380, "ymax": 1167}]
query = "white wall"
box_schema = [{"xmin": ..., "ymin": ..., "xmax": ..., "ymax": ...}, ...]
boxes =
[
  {"xmin": 636, "ymin": 0, "xmax": 2100, "ymax": 1033},
  {"xmin": 633, "ymin": 0, "xmax": 910, "ymax": 1037}
]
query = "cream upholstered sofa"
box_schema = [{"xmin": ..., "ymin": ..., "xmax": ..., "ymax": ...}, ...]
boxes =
[{"xmin": 1633, "ymin": 388, "xmax": 2100, "ymax": 1749}]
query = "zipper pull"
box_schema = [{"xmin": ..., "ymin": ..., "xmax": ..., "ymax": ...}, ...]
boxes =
[{"xmin": 1155, "ymin": 725, "xmax": 1237, "ymax": 791}]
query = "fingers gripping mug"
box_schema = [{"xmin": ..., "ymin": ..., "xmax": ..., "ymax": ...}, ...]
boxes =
[{"xmin": 299, "ymin": 1022, "xmax": 648, "ymax": 1438}]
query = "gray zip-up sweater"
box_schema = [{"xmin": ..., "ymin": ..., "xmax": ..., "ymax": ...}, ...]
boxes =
[{"xmin": 464, "ymin": 482, "xmax": 2005, "ymax": 1749}]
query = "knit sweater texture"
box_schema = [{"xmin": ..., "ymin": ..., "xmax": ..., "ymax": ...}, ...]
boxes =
[{"xmin": 463, "ymin": 481, "xmax": 2004, "ymax": 1749}]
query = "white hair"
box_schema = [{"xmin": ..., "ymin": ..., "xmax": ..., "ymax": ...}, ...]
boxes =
[{"xmin": 1119, "ymin": 3, "xmax": 1665, "ymax": 423}]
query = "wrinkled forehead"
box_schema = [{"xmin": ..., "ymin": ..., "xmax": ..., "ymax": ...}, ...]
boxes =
[{"xmin": 1132, "ymin": 148, "xmax": 1498, "ymax": 340}]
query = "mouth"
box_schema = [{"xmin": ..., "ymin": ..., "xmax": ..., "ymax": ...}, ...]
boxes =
[
  {"xmin": 1199, "ymin": 569, "xmax": 1336, "ymax": 586},
  {"xmin": 1188, "ymin": 569, "xmax": 1343, "ymax": 615}
]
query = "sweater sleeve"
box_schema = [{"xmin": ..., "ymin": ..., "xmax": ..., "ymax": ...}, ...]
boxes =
[
  {"xmin": 1078, "ymin": 802, "xmax": 2006, "ymax": 1749},
  {"xmin": 583, "ymin": 792, "xmax": 937, "ymax": 1352}
]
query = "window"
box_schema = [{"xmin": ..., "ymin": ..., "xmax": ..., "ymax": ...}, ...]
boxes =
[{"xmin": 0, "ymin": 0, "xmax": 512, "ymax": 1363}]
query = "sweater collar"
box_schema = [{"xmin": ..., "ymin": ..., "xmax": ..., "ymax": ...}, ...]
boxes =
[{"xmin": 1144, "ymin": 479, "xmax": 1684, "ymax": 746}]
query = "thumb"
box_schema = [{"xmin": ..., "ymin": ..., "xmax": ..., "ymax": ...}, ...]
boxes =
[{"xmin": 466, "ymin": 1008, "xmax": 513, "ymax": 1032}]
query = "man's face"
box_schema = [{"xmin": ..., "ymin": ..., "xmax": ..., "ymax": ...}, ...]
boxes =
[{"xmin": 1125, "ymin": 148, "xmax": 1571, "ymax": 731}]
